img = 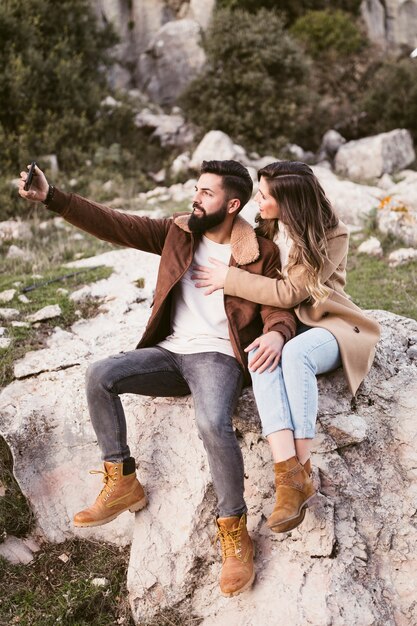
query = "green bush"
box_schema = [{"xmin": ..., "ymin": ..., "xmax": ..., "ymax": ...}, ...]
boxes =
[
  {"xmin": 217, "ymin": 1, "xmax": 362, "ymax": 24},
  {"xmin": 0, "ymin": 0, "xmax": 117, "ymax": 172},
  {"xmin": 179, "ymin": 8, "xmax": 311, "ymax": 154},
  {"xmin": 0, "ymin": 1, "xmax": 174, "ymax": 220},
  {"xmin": 359, "ymin": 59, "xmax": 417, "ymax": 142},
  {"xmin": 291, "ymin": 9, "xmax": 365, "ymax": 60}
]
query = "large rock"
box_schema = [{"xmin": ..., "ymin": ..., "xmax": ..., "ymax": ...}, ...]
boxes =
[
  {"xmin": 189, "ymin": 131, "xmax": 248, "ymax": 171},
  {"xmin": 361, "ymin": 0, "xmax": 417, "ymax": 48},
  {"xmin": 187, "ymin": 0, "xmax": 215, "ymax": 30},
  {"xmin": 334, "ymin": 129, "xmax": 415, "ymax": 182},
  {"xmin": 134, "ymin": 107, "xmax": 194, "ymax": 148},
  {"xmin": 138, "ymin": 18, "xmax": 206, "ymax": 106},
  {"xmin": 0, "ymin": 219, "xmax": 32, "ymax": 242},
  {"xmin": 0, "ymin": 241, "xmax": 416, "ymax": 624},
  {"xmin": 93, "ymin": 1, "xmax": 214, "ymax": 94},
  {"xmin": 312, "ymin": 166, "xmax": 384, "ymax": 226},
  {"xmin": 377, "ymin": 170, "xmax": 417, "ymax": 246}
]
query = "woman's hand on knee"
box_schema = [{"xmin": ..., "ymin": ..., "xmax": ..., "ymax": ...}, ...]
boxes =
[{"xmin": 245, "ymin": 332, "xmax": 284, "ymax": 374}]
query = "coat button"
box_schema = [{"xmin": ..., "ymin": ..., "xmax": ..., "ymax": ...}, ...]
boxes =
[{"xmin": 353, "ymin": 326, "xmax": 360, "ymax": 333}]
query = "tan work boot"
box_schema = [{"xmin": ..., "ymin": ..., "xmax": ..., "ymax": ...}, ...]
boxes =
[
  {"xmin": 267, "ymin": 456, "xmax": 316, "ymax": 533},
  {"xmin": 73, "ymin": 457, "xmax": 147, "ymax": 528},
  {"xmin": 216, "ymin": 514, "xmax": 255, "ymax": 597}
]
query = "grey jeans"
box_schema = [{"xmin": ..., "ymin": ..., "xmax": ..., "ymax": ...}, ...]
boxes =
[{"xmin": 85, "ymin": 347, "xmax": 245, "ymax": 517}]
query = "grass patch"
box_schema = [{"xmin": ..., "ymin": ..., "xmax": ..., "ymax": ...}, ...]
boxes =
[
  {"xmin": 0, "ymin": 265, "xmax": 112, "ymax": 388},
  {"xmin": 346, "ymin": 230, "xmax": 417, "ymax": 320},
  {"xmin": 0, "ymin": 539, "xmax": 134, "ymax": 626},
  {"xmin": 0, "ymin": 437, "xmax": 34, "ymax": 541}
]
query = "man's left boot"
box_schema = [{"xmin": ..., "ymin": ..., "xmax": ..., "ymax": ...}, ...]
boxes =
[
  {"xmin": 267, "ymin": 456, "xmax": 316, "ymax": 533},
  {"xmin": 216, "ymin": 513, "xmax": 255, "ymax": 597}
]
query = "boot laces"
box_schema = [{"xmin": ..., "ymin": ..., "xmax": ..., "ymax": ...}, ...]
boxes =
[
  {"xmin": 216, "ymin": 526, "xmax": 243, "ymax": 561},
  {"xmin": 90, "ymin": 466, "xmax": 118, "ymax": 502}
]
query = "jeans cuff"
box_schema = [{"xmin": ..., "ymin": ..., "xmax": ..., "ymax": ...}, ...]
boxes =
[{"xmin": 262, "ymin": 425, "xmax": 294, "ymax": 438}]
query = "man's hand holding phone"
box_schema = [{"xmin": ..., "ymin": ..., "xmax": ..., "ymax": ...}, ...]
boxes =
[{"xmin": 19, "ymin": 162, "xmax": 49, "ymax": 202}]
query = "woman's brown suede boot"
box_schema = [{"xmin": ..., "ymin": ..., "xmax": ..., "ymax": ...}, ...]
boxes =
[{"xmin": 267, "ymin": 456, "xmax": 316, "ymax": 533}]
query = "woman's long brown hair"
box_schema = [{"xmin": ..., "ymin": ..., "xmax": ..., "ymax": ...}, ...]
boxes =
[{"xmin": 255, "ymin": 161, "xmax": 339, "ymax": 303}]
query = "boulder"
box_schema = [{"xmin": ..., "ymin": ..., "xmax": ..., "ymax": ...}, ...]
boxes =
[
  {"xmin": 334, "ymin": 129, "xmax": 415, "ymax": 182},
  {"xmin": 0, "ymin": 307, "xmax": 20, "ymax": 321},
  {"xmin": 319, "ymin": 129, "xmax": 346, "ymax": 160},
  {"xmin": 6, "ymin": 245, "xmax": 32, "ymax": 260},
  {"xmin": 187, "ymin": 0, "xmax": 215, "ymax": 30},
  {"xmin": 377, "ymin": 170, "xmax": 417, "ymax": 246},
  {"xmin": 0, "ymin": 220, "xmax": 32, "ymax": 242},
  {"xmin": 357, "ymin": 236, "xmax": 383, "ymax": 257},
  {"xmin": 361, "ymin": 0, "xmax": 417, "ymax": 50},
  {"xmin": 388, "ymin": 247, "xmax": 417, "ymax": 267},
  {"xmin": 138, "ymin": 19, "xmax": 206, "ymax": 106},
  {"xmin": 189, "ymin": 131, "xmax": 248, "ymax": 171},
  {"xmin": 134, "ymin": 107, "xmax": 194, "ymax": 147},
  {"xmin": 0, "ymin": 289, "xmax": 16, "ymax": 303},
  {"xmin": 0, "ymin": 242, "xmax": 416, "ymax": 624},
  {"xmin": 26, "ymin": 304, "xmax": 62, "ymax": 324},
  {"xmin": 312, "ymin": 166, "xmax": 384, "ymax": 226}
]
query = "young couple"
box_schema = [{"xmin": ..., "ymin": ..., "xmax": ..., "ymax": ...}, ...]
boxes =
[{"xmin": 19, "ymin": 159, "xmax": 380, "ymax": 598}]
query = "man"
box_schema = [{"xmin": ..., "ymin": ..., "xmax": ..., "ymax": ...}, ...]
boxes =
[{"xmin": 19, "ymin": 160, "xmax": 296, "ymax": 597}]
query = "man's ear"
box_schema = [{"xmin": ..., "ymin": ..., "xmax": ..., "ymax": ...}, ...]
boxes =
[{"xmin": 227, "ymin": 198, "xmax": 241, "ymax": 215}]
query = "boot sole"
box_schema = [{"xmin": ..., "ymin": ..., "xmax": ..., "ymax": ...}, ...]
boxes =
[
  {"xmin": 221, "ymin": 568, "xmax": 256, "ymax": 598},
  {"xmin": 220, "ymin": 545, "xmax": 256, "ymax": 598},
  {"xmin": 267, "ymin": 493, "xmax": 318, "ymax": 533},
  {"xmin": 73, "ymin": 495, "xmax": 148, "ymax": 528}
]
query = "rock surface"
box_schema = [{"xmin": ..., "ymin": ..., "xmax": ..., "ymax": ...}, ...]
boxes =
[
  {"xmin": 0, "ymin": 241, "xmax": 416, "ymax": 625},
  {"xmin": 362, "ymin": 0, "xmax": 417, "ymax": 49},
  {"xmin": 335, "ymin": 129, "xmax": 415, "ymax": 182},
  {"xmin": 138, "ymin": 18, "xmax": 206, "ymax": 105}
]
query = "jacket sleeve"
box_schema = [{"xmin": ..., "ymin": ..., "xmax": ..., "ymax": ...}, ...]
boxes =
[
  {"xmin": 225, "ymin": 228, "xmax": 349, "ymax": 308},
  {"xmin": 46, "ymin": 188, "xmax": 171, "ymax": 255},
  {"xmin": 257, "ymin": 244, "xmax": 297, "ymax": 342}
]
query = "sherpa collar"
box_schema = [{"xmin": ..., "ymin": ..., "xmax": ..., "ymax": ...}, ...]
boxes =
[{"xmin": 173, "ymin": 213, "xmax": 260, "ymax": 266}]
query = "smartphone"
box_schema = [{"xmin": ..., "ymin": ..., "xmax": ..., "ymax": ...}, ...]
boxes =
[{"xmin": 24, "ymin": 161, "xmax": 37, "ymax": 191}]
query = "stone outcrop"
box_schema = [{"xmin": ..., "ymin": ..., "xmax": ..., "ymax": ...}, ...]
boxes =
[
  {"xmin": 93, "ymin": 1, "xmax": 417, "ymax": 99},
  {"xmin": 361, "ymin": 0, "xmax": 417, "ymax": 49},
  {"xmin": 334, "ymin": 129, "xmax": 416, "ymax": 182},
  {"xmin": 1, "ymin": 239, "xmax": 416, "ymax": 625},
  {"xmin": 376, "ymin": 170, "xmax": 417, "ymax": 246},
  {"xmin": 93, "ymin": 1, "xmax": 211, "ymax": 100},
  {"xmin": 137, "ymin": 18, "xmax": 206, "ymax": 105}
]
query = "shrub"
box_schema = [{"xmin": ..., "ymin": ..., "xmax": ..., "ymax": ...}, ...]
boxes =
[
  {"xmin": 359, "ymin": 59, "xmax": 417, "ymax": 142},
  {"xmin": 0, "ymin": 0, "xmax": 118, "ymax": 172},
  {"xmin": 179, "ymin": 8, "xmax": 311, "ymax": 154},
  {"xmin": 291, "ymin": 9, "xmax": 365, "ymax": 60},
  {"xmin": 217, "ymin": 1, "xmax": 362, "ymax": 24}
]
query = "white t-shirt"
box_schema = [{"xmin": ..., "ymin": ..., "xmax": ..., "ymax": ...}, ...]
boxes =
[
  {"xmin": 158, "ymin": 236, "xmax": 235, "ymax": 357},
  {"xmin": 274, "ymin": 222, "xmax": 293, "ymax": 275}
]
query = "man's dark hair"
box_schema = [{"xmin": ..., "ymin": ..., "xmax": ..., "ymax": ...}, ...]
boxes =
[{"xmin": 200, "ymin": 160, "xmax": 253, "ymax": 211}]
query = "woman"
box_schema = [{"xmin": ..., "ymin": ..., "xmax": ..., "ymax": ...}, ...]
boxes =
[{"xmin": 192, "ymin": 161, "xmax": 380, "ymax": 533}]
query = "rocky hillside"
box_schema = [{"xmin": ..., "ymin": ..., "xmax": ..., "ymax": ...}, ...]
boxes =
[
  {"xmin": 92, "ymin": 0, "xmax": 417, "ymax": 103},
  {"xmin": 1, "ymin": 128, "xmax": 417, "ymax": 623}
]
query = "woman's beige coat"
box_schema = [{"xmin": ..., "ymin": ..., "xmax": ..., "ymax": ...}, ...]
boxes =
[{"xmin": 224, "ymin": 221, "xmax": 380, "ymax": 395}]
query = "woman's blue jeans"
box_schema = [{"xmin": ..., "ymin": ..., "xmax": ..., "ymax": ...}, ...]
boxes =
[{"xmin": 250, "ymin": 327, "xmax": 341, "ymax": 439}]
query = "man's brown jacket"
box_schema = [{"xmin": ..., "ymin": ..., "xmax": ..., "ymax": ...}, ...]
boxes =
[{"xmin": 47, "ymin": 189, "xmax": 296, "ymax": 384}]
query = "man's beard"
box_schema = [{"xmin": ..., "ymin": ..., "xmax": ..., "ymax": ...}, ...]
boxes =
[{"xmin": 188, "ymin": 201, "xmax": 228, "ymax": 234}]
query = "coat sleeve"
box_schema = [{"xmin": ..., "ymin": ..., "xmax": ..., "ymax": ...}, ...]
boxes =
[
  {"xmin": 225, "ymin": 228, "xmax": 349, "ymax": 308},
  {"xmin": 257, "ymin": 244, "xmax": 297, "ymax": 342},
  {"xmin": 46, "ymin": 188, "xmax": 171, "ymax": 255}
]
